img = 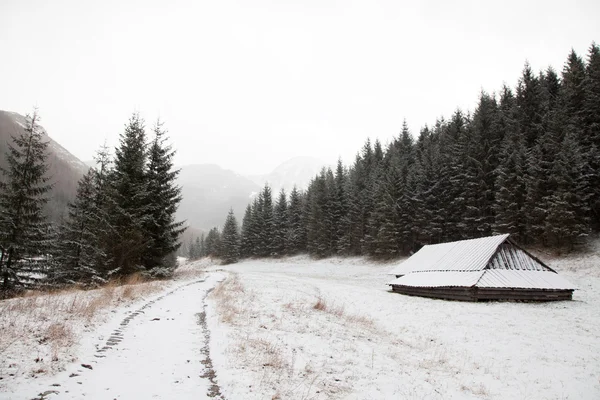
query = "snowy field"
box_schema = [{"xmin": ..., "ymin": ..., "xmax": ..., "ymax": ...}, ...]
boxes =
[
  {"xmin": 206, "ymin": 247, "xmax": 600, "ymax": 400},
  {"xmin": 1, "ymin": 248, "xmax": 599, "ymax": 399}
]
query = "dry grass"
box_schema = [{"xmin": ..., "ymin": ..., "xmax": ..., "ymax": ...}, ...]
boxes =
[
  {"xmin": 173, "ymin": 258, "xmax": 209, "ymax": 280},
  {"xmin": 0, "ymin": 278, "xmax": 165, "ymax": 381},
  {"xmin": 311, "ymin": 296, "xmax": 375, "ymax": 330},
  {"xmin": 210, "ymin": 273, "xmax": 247, "ymax": 325}
]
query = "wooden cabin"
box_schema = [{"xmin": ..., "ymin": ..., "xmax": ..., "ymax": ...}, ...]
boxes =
[{"xmin": 388, "ymin": 234, "xmax": 575, "ymax": 301}]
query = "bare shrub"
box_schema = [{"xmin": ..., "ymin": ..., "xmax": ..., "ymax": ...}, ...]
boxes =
[{"xmin": 313, "ymin": 296, "xmax": 327, "ymax": 311}]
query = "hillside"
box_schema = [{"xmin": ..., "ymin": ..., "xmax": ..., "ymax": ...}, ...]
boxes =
[
  {"xmin": 177, "ymin": 164, "xmax": 260, "ymax": 231},
  {"xmin": 0, "ymin": 110, "xmax": 88, "ymax": 222},
  {"xmin": 248, "ymin": 156, "xmax": 326, "ymax": 193}
]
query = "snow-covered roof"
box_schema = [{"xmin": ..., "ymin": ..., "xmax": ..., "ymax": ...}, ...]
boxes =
[
  {"xmin": 476, "ymin": 270, "xmax": 575, "ymax": 290},
  {"xmin": 389, "ymin": 234, "xmax": 509, "ymax": 276},
  {"xmin": 388, "ymin": 270, "xmax": 576, "ymax": 290},
  {"xmin": 388, "ymin": 271, "xmax": 484, "ymax": 288},
  {"xmin": 387, "ymin": 234, "xmax": 577, "ymax": 292}
]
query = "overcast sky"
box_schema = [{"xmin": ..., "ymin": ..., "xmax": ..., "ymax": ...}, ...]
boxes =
[{"xmin": 1, "ymin": 0, "xmax": 598, "ymax": 175}]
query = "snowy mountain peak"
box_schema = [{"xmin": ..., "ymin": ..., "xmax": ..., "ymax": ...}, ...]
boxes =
[{"xmin": 249, "ymin": 156, "xmax": 327, "ymax": 193}]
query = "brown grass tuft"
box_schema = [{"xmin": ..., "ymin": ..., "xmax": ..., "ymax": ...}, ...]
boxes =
[
  {"xmin": 210, "ymin": 274, "xmax": 246, "ymax": 325},
  {"xmin": 313, "ymin": 296, "xmax": 327, "ymax": 311}
]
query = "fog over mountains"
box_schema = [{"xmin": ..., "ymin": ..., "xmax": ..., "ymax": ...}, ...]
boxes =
[
  {"xmin": 177, "ymin": 156, "xmax": 325, "ymax": 232},
  {"xmin": 248, "ymin": 156, "xmax": 326, "ymax": 195},
  {"xmin": 0, "ymin": 111, "xmax": 88, "ymax": 222},
  {"xmin": 0, "ymin": 110, "xmax": 324, "ymax": 233}
]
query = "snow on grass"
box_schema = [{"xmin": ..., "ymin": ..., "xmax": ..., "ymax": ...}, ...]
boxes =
[
  {"xmin": 206, "ymin": 252, "xmax": 600, "ymax": 400},
  {"xmin": 0, "ymin": 280, "xmax": 165, "ymax": 385},
  {"xmin": 11, "ymin": 273, "xmax": 224, "ymax": 400},
  {"xmin": 0, "ymin": 260, "xmax": 210, "ymax": 392}
]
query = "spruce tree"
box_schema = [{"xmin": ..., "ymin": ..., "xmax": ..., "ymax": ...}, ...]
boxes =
[
  {"xmin": 493, "ymin": 126, "xmax": 528, "ymax": 240},
  {"xmin": 584, "ymin": 43, "xmax": 600, "ymax": 227},
  {"xmin": 198, "ymin": 233, "xmax": 206, "ymax": 257},
  {"xmin": 544, "ymin": 131, "xmax": 590, "ymax": 249},
  {"xmin": 249, "ymin": 196, "xmax": 263, "ymax": 257},
  {"xmin": 560, "ymin": 50, "xmax": 587, "ymax": 138},
  {"xmin": 107, "ymin": 113, "xmax": 149, "ymax": 275},
  {"xmin": 332, "ymin": 159, "xmax": 348, "ymax": 254},
  {"xmin": 272, "ymin": 190, "xmax": 288, "ymax": 257},
  {"xmin": 187, "ymin": 237, "xmax": 197, "ymax": 260},
  {"xmin": 0, "ymin": 110, "xmax": 52, "ymax": 295},
  {"xmin": 220, "ymin": 209, "xmax": 240, "ymax": 264},
  {"xmin": 240, "ymin": 203, "xmax": 254, "ymax": 257},
  {"xmin": 258, "ymin": 185, "xmax": 274, "ymax": 257},
  {"xmin": 493, "ymin": 87, "xmax": 528, "ymax": 241},
  {"xmin": 516, "ymin": 62, "xmax": 544, "ymax": 149},
  {"xmin": 141, "ymin": 120, "xmax": 185, "ymax": 276},
  {"xmin": 306, "ymin": 170, "xmax": 333, "ymax": 257},
  {"xmin": 205, "ymin": 228, "xmax": 221, "ymax": 257},
  {"xmin": 370, "ymin": 153, "xmax": 404, "ymax": 258},
  {"xmin": 286, "ymin": 186, "xmax": 306, "ymax": 254},
  {"xmin": 53, "ymin": 170, "xmax": 107, "ymax": 285},
  {"xmin": 339, "ymin": 155, "xmax": 367, "ymax": 255}
]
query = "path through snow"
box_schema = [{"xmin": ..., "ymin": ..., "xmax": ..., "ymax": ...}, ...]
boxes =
[{"xmin": 5, "ymin": 273, "xmax": 225, "ymax": 400}]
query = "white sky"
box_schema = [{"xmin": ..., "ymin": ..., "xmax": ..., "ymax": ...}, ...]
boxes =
[{"xmin": 1, "ymin": 0, "xmax": 598, "ymax": 175}]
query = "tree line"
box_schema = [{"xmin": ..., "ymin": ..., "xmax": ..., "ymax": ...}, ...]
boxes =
[
  {"xmin": 196, "ymin": 43, "xmax": 600, "ymax": 263},
  {"xmin": 0, "ymin": 112, "xmax": 183, "ymax": 296}
]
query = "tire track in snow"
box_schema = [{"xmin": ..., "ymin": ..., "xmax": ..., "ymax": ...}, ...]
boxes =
[
  {"xmin": 196, "ymin": 287, "xmax": 225, "ymax": 399},
  {"xmin": 29, "ymin": 275, "xmax": 227, "ymax": 400},
  {"xmin": 94, "ymin": 278, "xmax": 207, "ymax": 357}
]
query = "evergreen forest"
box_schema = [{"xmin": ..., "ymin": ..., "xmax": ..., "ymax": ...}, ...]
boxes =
[
  {"xmin": 196, "ymin": 43, "xmax": 600, "ymax": 263},
  {"xmin": 0, "ymin": 113, "xmax": 184, "ymax": 296}
]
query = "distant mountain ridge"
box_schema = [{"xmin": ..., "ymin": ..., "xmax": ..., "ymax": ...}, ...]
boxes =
[
  {"xmin": 177, "ymin": 157, "xmax": 327, "ymax": 232},
  {"xmin": 177, "ymin": 164, "xmax": 260, "ymax": 231},
  {"xmin": 248, "ymin": 156, "xmax": 326, "ymax": 194},
  {"xmin": 0, "ymin": 110, "xmax": 88, "ymax": 221}
]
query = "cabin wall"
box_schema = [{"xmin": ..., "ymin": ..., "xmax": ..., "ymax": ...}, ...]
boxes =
[{"xmin": 390, "ymin": 285, "xmax": 573, "ymax": 302}]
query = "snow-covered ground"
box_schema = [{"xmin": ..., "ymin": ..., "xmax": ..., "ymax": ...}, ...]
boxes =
[
  {"xmin": 0, "ymin": 261, "xmax": 221, "ymax": 400},
  {"xmin": 206, "ymin": 251, "xmax": 600, "ymax": 400},
  {"xmin": 2, "ymin": 248, "xmax": 599, "ymax": 399}
]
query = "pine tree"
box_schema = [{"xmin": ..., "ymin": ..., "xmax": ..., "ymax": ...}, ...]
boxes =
[
  {"xmin": 240, "ymin": 203, "xmax": 254, "ymax": 258},
  {"xmin": 220, "ymin": 209, "xmax": 240, "ymax": 264},
  {"xmin": 141, "ymin": 120, "xmax": 185, "ymax": 276},
  {"xmin": 338, "ymin": 155, "xmax": 364, "ymax": 255},
  {"xmin": 370, "ymin": 153, "xmax": 404, "ymax": 258},
  {"xmin": 306, "ymin": 170, "xmax": 334, "ymax": 257},
  {"xmin": 544, "ymin": 131, "xmax": 590, "ymax": 249},
  {"xmin": 560, "ymin": 50, "xmax": 587, "ymax": 138},
  {"xmin": 286, "ymin": 186, "xmax": 306, "ymax": 254},
  {"xmin": 259, "ymin": 185, "xmax": 274, "ymax": 257},
  {"xmin": 493, "ymin": 87, "xmax": 528, "ymax": 241},
  {"xmin": 205, "ymin": 228, "xmax": 221, "ymax": 257},
  {"xmin": 0, "ymin": 110, "xmax": 52, "ymax": 295},
  {"xmin": 272, "ymin": 190, "xmax": 288, "ymax": 257},
  {"xmin": 107, "ymin": 113, "xmax": 149, "ymax": 275},
  {"xmin": 493, "ymin": 126, "xmax": 528, "ymax": 240},
  {"xmin": 442, "ymin": 111, "xmax": 470, "ymax": 241},
  {"xmin": 249, "ymin": 196, "xmax": 263, "ymax": 257},
  {"xmin": 332, "ymin": 159, "xmax": 348, "ymax": 254},
  {"xmin": 91, "ymin": 144, "xmax": 116, "ymax": 273},
  {"xmin": 461, "ymin": 92, "xmax": 501, "ymax": 237},
  {"xmin": 583, "ymin": 43, "xmax": 600, "ymax": 228},
  {"xmin": 198, "ymin": 234, "xmax": 206, "ymax": 257},
  {"xmin": 52, "ymin": 170, "xmax": 108, "ymax": 285},
  {"xmin": 187, "ymin": 237, "xmax": 197, "ymax": 260},
  {"xmin": 516, "ymin": 62, "xmax": 544, "ymax": 149}
]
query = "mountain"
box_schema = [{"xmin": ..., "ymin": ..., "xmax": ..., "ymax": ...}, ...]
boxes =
[
  {"xmin": 0, "ymin": 110, "xmax": 88, "ymax": 222},
  {"xmin": 249, "ymin": 156, "xmax": 326, "ymax": 194},
  {"xmin": 177, "ymin": 164, "xmax": 260, "ymax": 231}
]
